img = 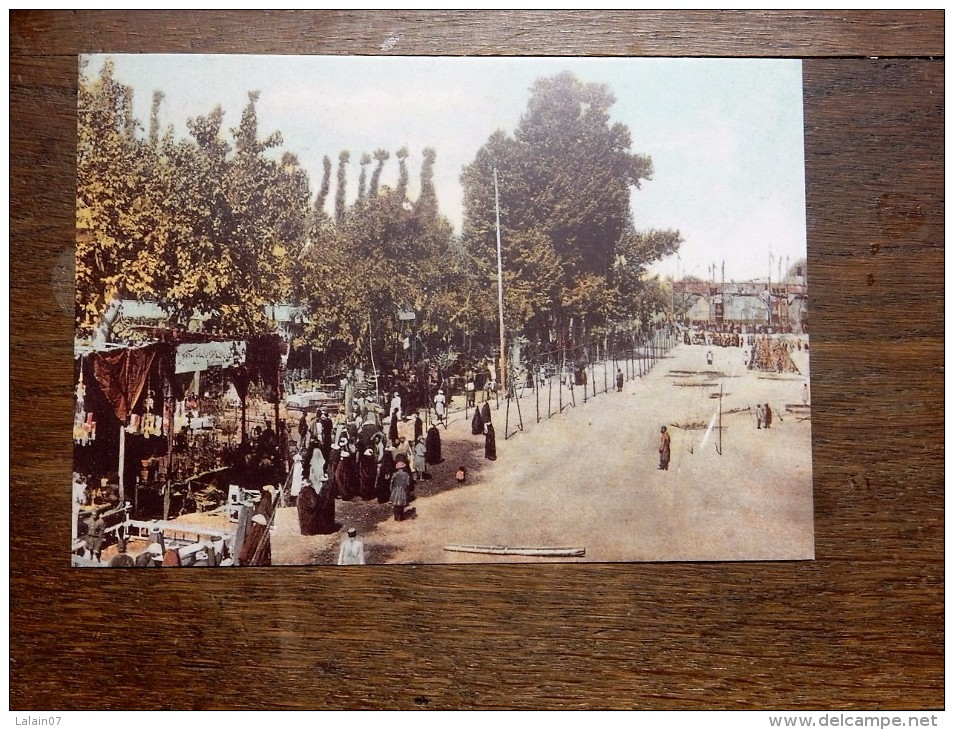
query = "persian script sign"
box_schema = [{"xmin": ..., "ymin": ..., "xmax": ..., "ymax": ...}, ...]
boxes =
[{"xmin": 174, "ymin": 341, "xmax": 246, "ymax": 373}]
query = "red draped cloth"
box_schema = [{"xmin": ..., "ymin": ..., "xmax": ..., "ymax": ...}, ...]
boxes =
[{"xmin": 91, "ymin": 345, "xmax": 158, "ymax": 423}]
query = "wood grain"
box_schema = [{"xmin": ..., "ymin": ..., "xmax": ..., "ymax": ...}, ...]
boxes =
[{"xmin": 10, "ymin": 11, "xmax": 943, "ymax": 710}]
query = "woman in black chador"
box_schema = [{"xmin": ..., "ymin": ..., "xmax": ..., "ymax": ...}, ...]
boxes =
[
  {"xmin": 376, "ymin": 448, "xmax": 395, "ymax": 504},
  {"xmin": 425, "ymin": 423, "xmax": 442, "ymax": 466},
  {"xmin": 357, "ymin": 448, "xmax": 377, "ymax": 500},
  {"xmin": 297, "ymin": 480, "xmax": 321, "ymax": 535},
  {"xmin": 297, "ymin": 475, "xmax": 336, "ymax": 535},
  {"xmin": 335, "ymin": 447, "xmax": 357, "ymax": 501},
  {"xmin": 314, "ymin": 473, "xmax": 337, "ymax": 533},
  {"xmin": 471, "ymin": 406, "xmax": 484, "ymax": 435},
  {"xmin": 484, "ymin": 422, "xmax": 497, "ymax": 461},
  {"xmin": 388, "ymin": 408, "xmax": 400, "ymax": 447}
]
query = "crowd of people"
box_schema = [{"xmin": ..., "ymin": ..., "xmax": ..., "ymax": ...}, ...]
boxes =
[
  {"xmin": 288, "ymin": 396, "xmax": 450, "ymax": 539},
  {"xmin": 288, "ymin": 381, "xmax": 505, "ymax": 564}
]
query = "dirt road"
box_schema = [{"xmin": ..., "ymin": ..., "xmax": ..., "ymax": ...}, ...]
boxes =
[{"xmin": 272, "ymin": 341, "xmax": 814, "ymax": 565}]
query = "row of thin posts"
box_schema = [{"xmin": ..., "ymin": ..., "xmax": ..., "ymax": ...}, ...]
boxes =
[{"xmin": 500, "ymin": 326, "xmax": 677, "ymax": 440}]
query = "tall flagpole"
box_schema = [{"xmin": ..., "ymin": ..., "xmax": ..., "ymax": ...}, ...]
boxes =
[
  {"xmin": 367, "ymin": 312, "xmax": 379, "ymax": 398},
  {"xmin": 494, "ymin": 167, "xmax": 507, "ymax": 393}
]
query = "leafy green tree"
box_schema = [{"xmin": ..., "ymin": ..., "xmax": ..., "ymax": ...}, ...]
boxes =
[
  {"xmin": 296, "ymin": 224, "xmax": 367, "ymax": 364},
  {"xmin": 461, "ymin": 71, "xmax": 678, "ymax": 348},
  {"xmin": 155, "ymin": 92, "xmax": 310, "ymax": 333},
  {"xmin": 76, "ymin": 65, "xmax": 311, "ymax": 338},
  {"xmin": 76, "ymin": 59, "xmax": 165, "ymax": 330},
  {"xmin": 609, "ymin": 228, "xmax": 683, "ymax": 323},
  {"xmin": 296, "ymin": 148, "xmax": 460, "ymax": 371},
  {"xmin": 630, "ymin": 276, "xmax": 671, "ymax": 332}
]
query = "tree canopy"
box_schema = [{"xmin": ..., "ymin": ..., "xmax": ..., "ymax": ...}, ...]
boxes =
[
  {"xmin": 76, "ymin": 62, "xmax": 309, "ymax": 337},
  {"xmin": 461, "ymin": 71, "xmax": 682, "ymax": 349},
  {"xmin": 77, "ymin": 62, "xmax": 682, "ymax": 377}
]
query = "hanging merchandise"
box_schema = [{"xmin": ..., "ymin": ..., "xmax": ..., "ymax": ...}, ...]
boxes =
[
  {"xmin": 143, "ymin": 413, "xmax": 162, "ymax": 438},
  {"xmin": 73, "ymin": 364, "xmax": 96, "ymax": 446},
  {"xmin": 141, "ymin": 379, "xmax": 161, "ymax": 438}
]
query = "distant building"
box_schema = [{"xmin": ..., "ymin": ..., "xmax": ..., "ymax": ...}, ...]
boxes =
[{"xmin": 674, "ymin": 277, "xmax": 808, "ymax": 333}]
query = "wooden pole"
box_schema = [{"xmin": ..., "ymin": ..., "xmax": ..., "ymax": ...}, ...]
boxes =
[
  {"xmin": 504, "ymin": 386, "xmax": 510, "ymax": 440},
  {"xmin": 535, "ymin": 368, "xmax": 540, "ymax": 424},
  {"xmin": 718, "ymin": 383, "xmax": 724, "ymax": 456},
  {"xmin": 367, "ymin": 313, "xmax": 379, "ymax": 399},
  {"xmin": 548, "ymin": 368, "xmax": 553, "ymax": 418},
  {"xmin": 164, "ymin": 378, "xmax": 174, "ymax": 520},
  {"xmin": 274, "ymin": 357, "xmax": 281, "ymax": 440},
  {"xmin": 493, "ymin": 167, "xmax": 507, "ymax": 395},
  {"xmin": 513, "ymin": 381, "xmax": 524, "ymax": 432},
  {"xmin": 118, "ymin": 424, "xmax": 126, "ymax": 505}
]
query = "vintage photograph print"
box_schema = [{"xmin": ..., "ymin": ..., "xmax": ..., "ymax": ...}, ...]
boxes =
[{"xmin": 73, "ymin": 55, "xmax": 812, "ymax": 567}]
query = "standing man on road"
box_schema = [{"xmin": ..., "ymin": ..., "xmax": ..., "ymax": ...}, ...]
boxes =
[
  {"xmin": 337, "ymin": 527, "xmax": 366, "ymax": 565},
  {"xmin": 616, "ymin": 368, "xmax": 624, "ymax": 392},
  {"xmin": 465, "ymin": 371, "xmax": 476, "ymax": 408},
  {"xmin": 85, "ymin": 509, "xmax": 106, "ymax": 562},
  {"xmin": 658, "ymin": 426, "xmax": 671, "ymax": 471},
  {"xmin": 413, "ymin": 410, "xmax": 424, "ymax": 443},
  {"xmin": 434, "ymin": 389, "xmax": 447, "ymax": 426}
]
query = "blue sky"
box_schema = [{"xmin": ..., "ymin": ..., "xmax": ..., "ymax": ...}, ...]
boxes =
[{"xmin": 86, "ymin": 54, "xmax": 807, "ymax": 283}]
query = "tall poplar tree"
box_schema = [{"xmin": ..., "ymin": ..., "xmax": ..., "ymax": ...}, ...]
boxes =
[
  {"xmin": 418, "ymin": 147, "xmax": 438, "ymax": 218},
  {"xmin": 369, "ymin": 149, "xmax": 389, "ymax": 198},
  {"xmin": 317, "ymin": 155, "xmax": 332, "ymax": 210},
  {"xmin": 395, "ymin": 146, "xmax": 409, "ymax": 200},
  {"xmin": 335, "ymin": 150, "xmax": 350, "ymax": 222},
  {"xmin": 357, "ymin": 152, "xmax": 372, "ymax": 201}
]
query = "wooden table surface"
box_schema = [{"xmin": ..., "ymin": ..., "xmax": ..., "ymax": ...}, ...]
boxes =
[{"xmin": 10, "ymin": 11, "xmax": 944, "ymax": 710}]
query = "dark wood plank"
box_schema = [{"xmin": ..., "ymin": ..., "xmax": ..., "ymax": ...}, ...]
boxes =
[
  {"xmin": 9, "ymin": 11, "xmax": 943, "ymax": 710},
  {"xmin": 10, "ymin": 9, "xmax": 944, "ymax": 58}
]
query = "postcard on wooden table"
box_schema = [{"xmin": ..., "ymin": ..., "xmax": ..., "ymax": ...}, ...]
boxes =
[{"xmin": 72, "ymin": 55, "xmax": 812, "ymax": 567}]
